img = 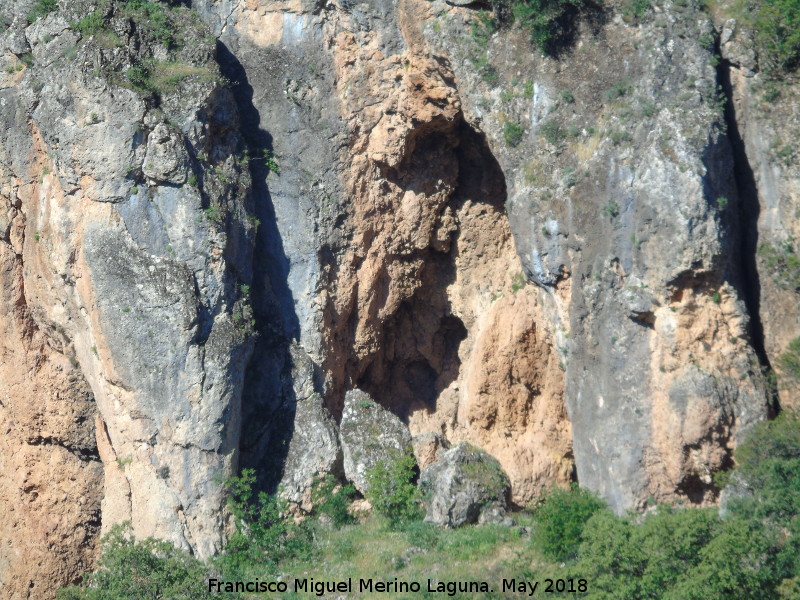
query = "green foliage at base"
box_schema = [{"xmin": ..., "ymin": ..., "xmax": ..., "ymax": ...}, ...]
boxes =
[
  {"xmin": 531, "ymin": 485, "xmax": 604, "ymax": 561},
  {"xmin": 58, "ymin": 412, "xmax": 800, "ymax": 599},
  {"xmin": 218, "ymin": 468, "xmax": 316, "ymax": 577},
  {"xmin": 365, "ymin": 450, "xmax": 422, "ymax": 527},
  {"xmin": 311, "ymin": 474, "xmax": 357, "ymax": 528},
  {"xmin": 546, "ymin": 411, "xmax": 800, "ymax": 599},
  {"xmin": 56, "ymin": 524, "xmax": 215, "ymax": 600}
]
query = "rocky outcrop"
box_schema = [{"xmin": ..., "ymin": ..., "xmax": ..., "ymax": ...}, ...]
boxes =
[
  {"xmin": 718, "ymin": 22, "xmax": 800, "ymax": 412},
  {"xmin": 340, "ymin": 389, "xmax": 413, "ymax": 493},
  {"xmin": 0, "ymin": 4, "xmax": 258, "ymax": 593},
  {"xmin": 271, "ymin": 344, "xmax": 341, "ymax": 509},
  {"xmin": 419, "ymin": 443, "xmax": 510, "ymax": 527}
]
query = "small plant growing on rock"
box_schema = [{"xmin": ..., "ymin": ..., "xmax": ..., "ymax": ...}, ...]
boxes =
[
  {"xmin": 203, "ymin": 205, "xmax": 223, "ymax": 224},
  {"xmin": 503, "ymin": 122, "xmax": 524, "ymax": 147},
  {"xmin": 602, "ymin": 200, "xmax": 619, "ymax": 219},
  {"xmin": 540, "ymin": 119, "xmax": 564, "ymax": 145}
]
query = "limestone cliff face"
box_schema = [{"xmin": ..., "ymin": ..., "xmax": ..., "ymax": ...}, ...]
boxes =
[
  {"xmin": 1, "ymin": 4, "xmax": 257, "ymax": 596},
  {"xmin": 0, "ymin": 0, "xmax": 796, "ymax": 596}
]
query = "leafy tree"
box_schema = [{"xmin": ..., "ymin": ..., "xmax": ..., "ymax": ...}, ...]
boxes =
[{"xmin": 218, "ymin": 468, "xmax": 315, "ymax": 577}]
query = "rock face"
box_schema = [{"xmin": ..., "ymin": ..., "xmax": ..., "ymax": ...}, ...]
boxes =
[
  {"xmin": 339, "ymin": 389, "xmax": 413, "ymax": 493},
  {"xmin": 1, "ymin": 0, "xmax": 797, "ymax": 595},
  {"xmin": 0, "ymin": 5, "xmax": 258, "ymax": 595},
  {"xmin": 419, "ymin": 443, "xmax": 510, "ymax": 527},
  {"xmin": 270, "ymin": 344, "xmax": 341, "ymax": 509}
]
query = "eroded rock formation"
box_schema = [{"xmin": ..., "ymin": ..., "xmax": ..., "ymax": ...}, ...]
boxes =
[{"xmin": 1, "ymin": 0, "xmax": 798, "ymax": 596}]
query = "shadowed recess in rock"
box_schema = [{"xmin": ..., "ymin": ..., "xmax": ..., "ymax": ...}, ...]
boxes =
[{"xmin": 215, "ymin": 40, "xmax": 301, "ymax": 492}]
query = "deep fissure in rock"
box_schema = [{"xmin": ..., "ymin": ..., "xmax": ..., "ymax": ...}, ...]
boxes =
[{"xmin": 718, "ymin": 58, "xmax": 774, "ymax": 395}]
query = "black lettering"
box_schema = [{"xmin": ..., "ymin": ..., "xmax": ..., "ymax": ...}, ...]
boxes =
[{"xmin": 545, "ymin": 579, "xmax": 554, "ymax": 592}]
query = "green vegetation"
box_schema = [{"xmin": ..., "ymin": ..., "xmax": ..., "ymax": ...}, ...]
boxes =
[
  {"xmin": 742, "ymin": 0, "xmax": 800, "ymax": 74},
  {"xmin": 509, "ymin": 0, "xmax": 593, "ymax": 55},
  {"xmin": 59, "ymin": 409, "xmax": 800, "ymax": 598},
  {"xmin": 27, "ymin": 0, "xmax": 58, "ymax": 24},
  {"xmin": 758, "ymin": 241, "xmax": 800, "ymax": 291},
  {"xmin": 511, "ymin": 271, "xmax": 528, "ymax": 292},
  {"xmin": 540, "ymin": 119, "xmax": 565, "ymax": 145},
  {"xmin": 365, "ymin": 450, "xmax": 422, "ymax": 527},
  {"xmin": 311, "ymin": 474, "xmax": 357, "ymax": 528},
  {"xmin": 219, "ymin": 468, "xmax": 316, "ymax": 577},
  {"xmin": 531, "ymin": 485, "xmax": 605, "ymax": 561},
  {"xmin": 469, "ymin": 12, "xmax": 500, "ymax": 85},
  {"xmin": 622, "ymin": 0, "xmax": 650, "ymax": 21},
  {"xmin": 125, "ymin": 60, "xmax": 217, "ymax": 97},
  {"xmin": 503, "ymin": 121, "xmax": 524, "ymax": 147},
  {"xmin": 778, "ymin": 337, "xmax": 800, "ymax": 386},
  {"xmin": 57, "ymin": 524, "xmax": 214, "ymax": 600},
  {"xmin": 602, "ymin": 199, "xmax": 619, "ymax": 219},
  {"xmin": 203, "ymin": 205, "xmax": 223, "ymax": 224}
]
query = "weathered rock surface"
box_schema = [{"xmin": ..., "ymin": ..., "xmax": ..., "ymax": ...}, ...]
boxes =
[
  {"xmin": 419, "ymin": 443, "xmax": 510, "ymax": 527},
  {"xmin": 412, "ymin": 432, "xmax": 450, "ymax": 469},
  {"xmin": 1, "ymin": 0, "xmax": 798, "ymax": 594},
  {"xmin": 0, "ymin": 5, "xmax": 258, "ymax": 595},
  {"xmin": 272, "ymin": 344, "xmax": 341, "ymax": 509},
  {"xmin": 340, "ymin": 389, "xmax": 413, "ymax": 493}
]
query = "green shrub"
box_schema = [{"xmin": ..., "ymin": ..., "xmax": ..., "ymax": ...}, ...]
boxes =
[
  {"xmin": 73, "ymin": 9, "xmax": 107, "ymax": 36},
  {"xmin": 531, "ymin": 485, "xmax": 605, "ymax": 562},
  {"xmin": 121, "ymin": 0, "xmax": 174, "ymax": 46},
  {"xmin": 540, "ymin": 119, "xmax": 564, "ymax": 145},
  {"xmin": 510, "ymin": 0, "xmax": 592, "ymax": 55},
  {"xmin": 728, "ymin": 412, "xmax": 800, "ymax": 524},
  {"xmin": 503, "ymin": 122, "xmax": 524, "ymax": 147},
  {"xmin": 749, "ymin": 0, "xmax": 800, "ymax": 74},
  {"xmin": 27, "ymin": 0, "xmax": 58, "ymax": 23},
  {"xmin": 311, "ymin": 474, "xmax": 357, "ymax": 528},
  {"xmin": 219, "ymin": 468, "xmax": 315, "ymax": 577},
  {"xmin": 56, "ymin": 524, "xmax": 215, "ymax": 600},
  {"xmin": 365, "ymin": 450, "xmax": 422, "ymax": 527}
]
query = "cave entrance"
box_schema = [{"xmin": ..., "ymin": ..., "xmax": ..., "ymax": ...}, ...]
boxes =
[{"xmin": 353, "ymin": 120, "xmax": 507, "ymax": 422}]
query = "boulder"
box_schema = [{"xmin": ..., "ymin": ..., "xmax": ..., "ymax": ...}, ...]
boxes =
[
  {"xmin": 339, "ymin": 389, "xmax": 412, "ymax": 493},
  {"xmin": 411, "ymin": 431, "xmax": 450, "ymax": 469},
  {"xmin": 419, "ymin": 443, "xmax": 510, "ymax": 527},
  {"xmin": 278, "ymin": 347, "xmax": 341, "ymax": 508}
]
